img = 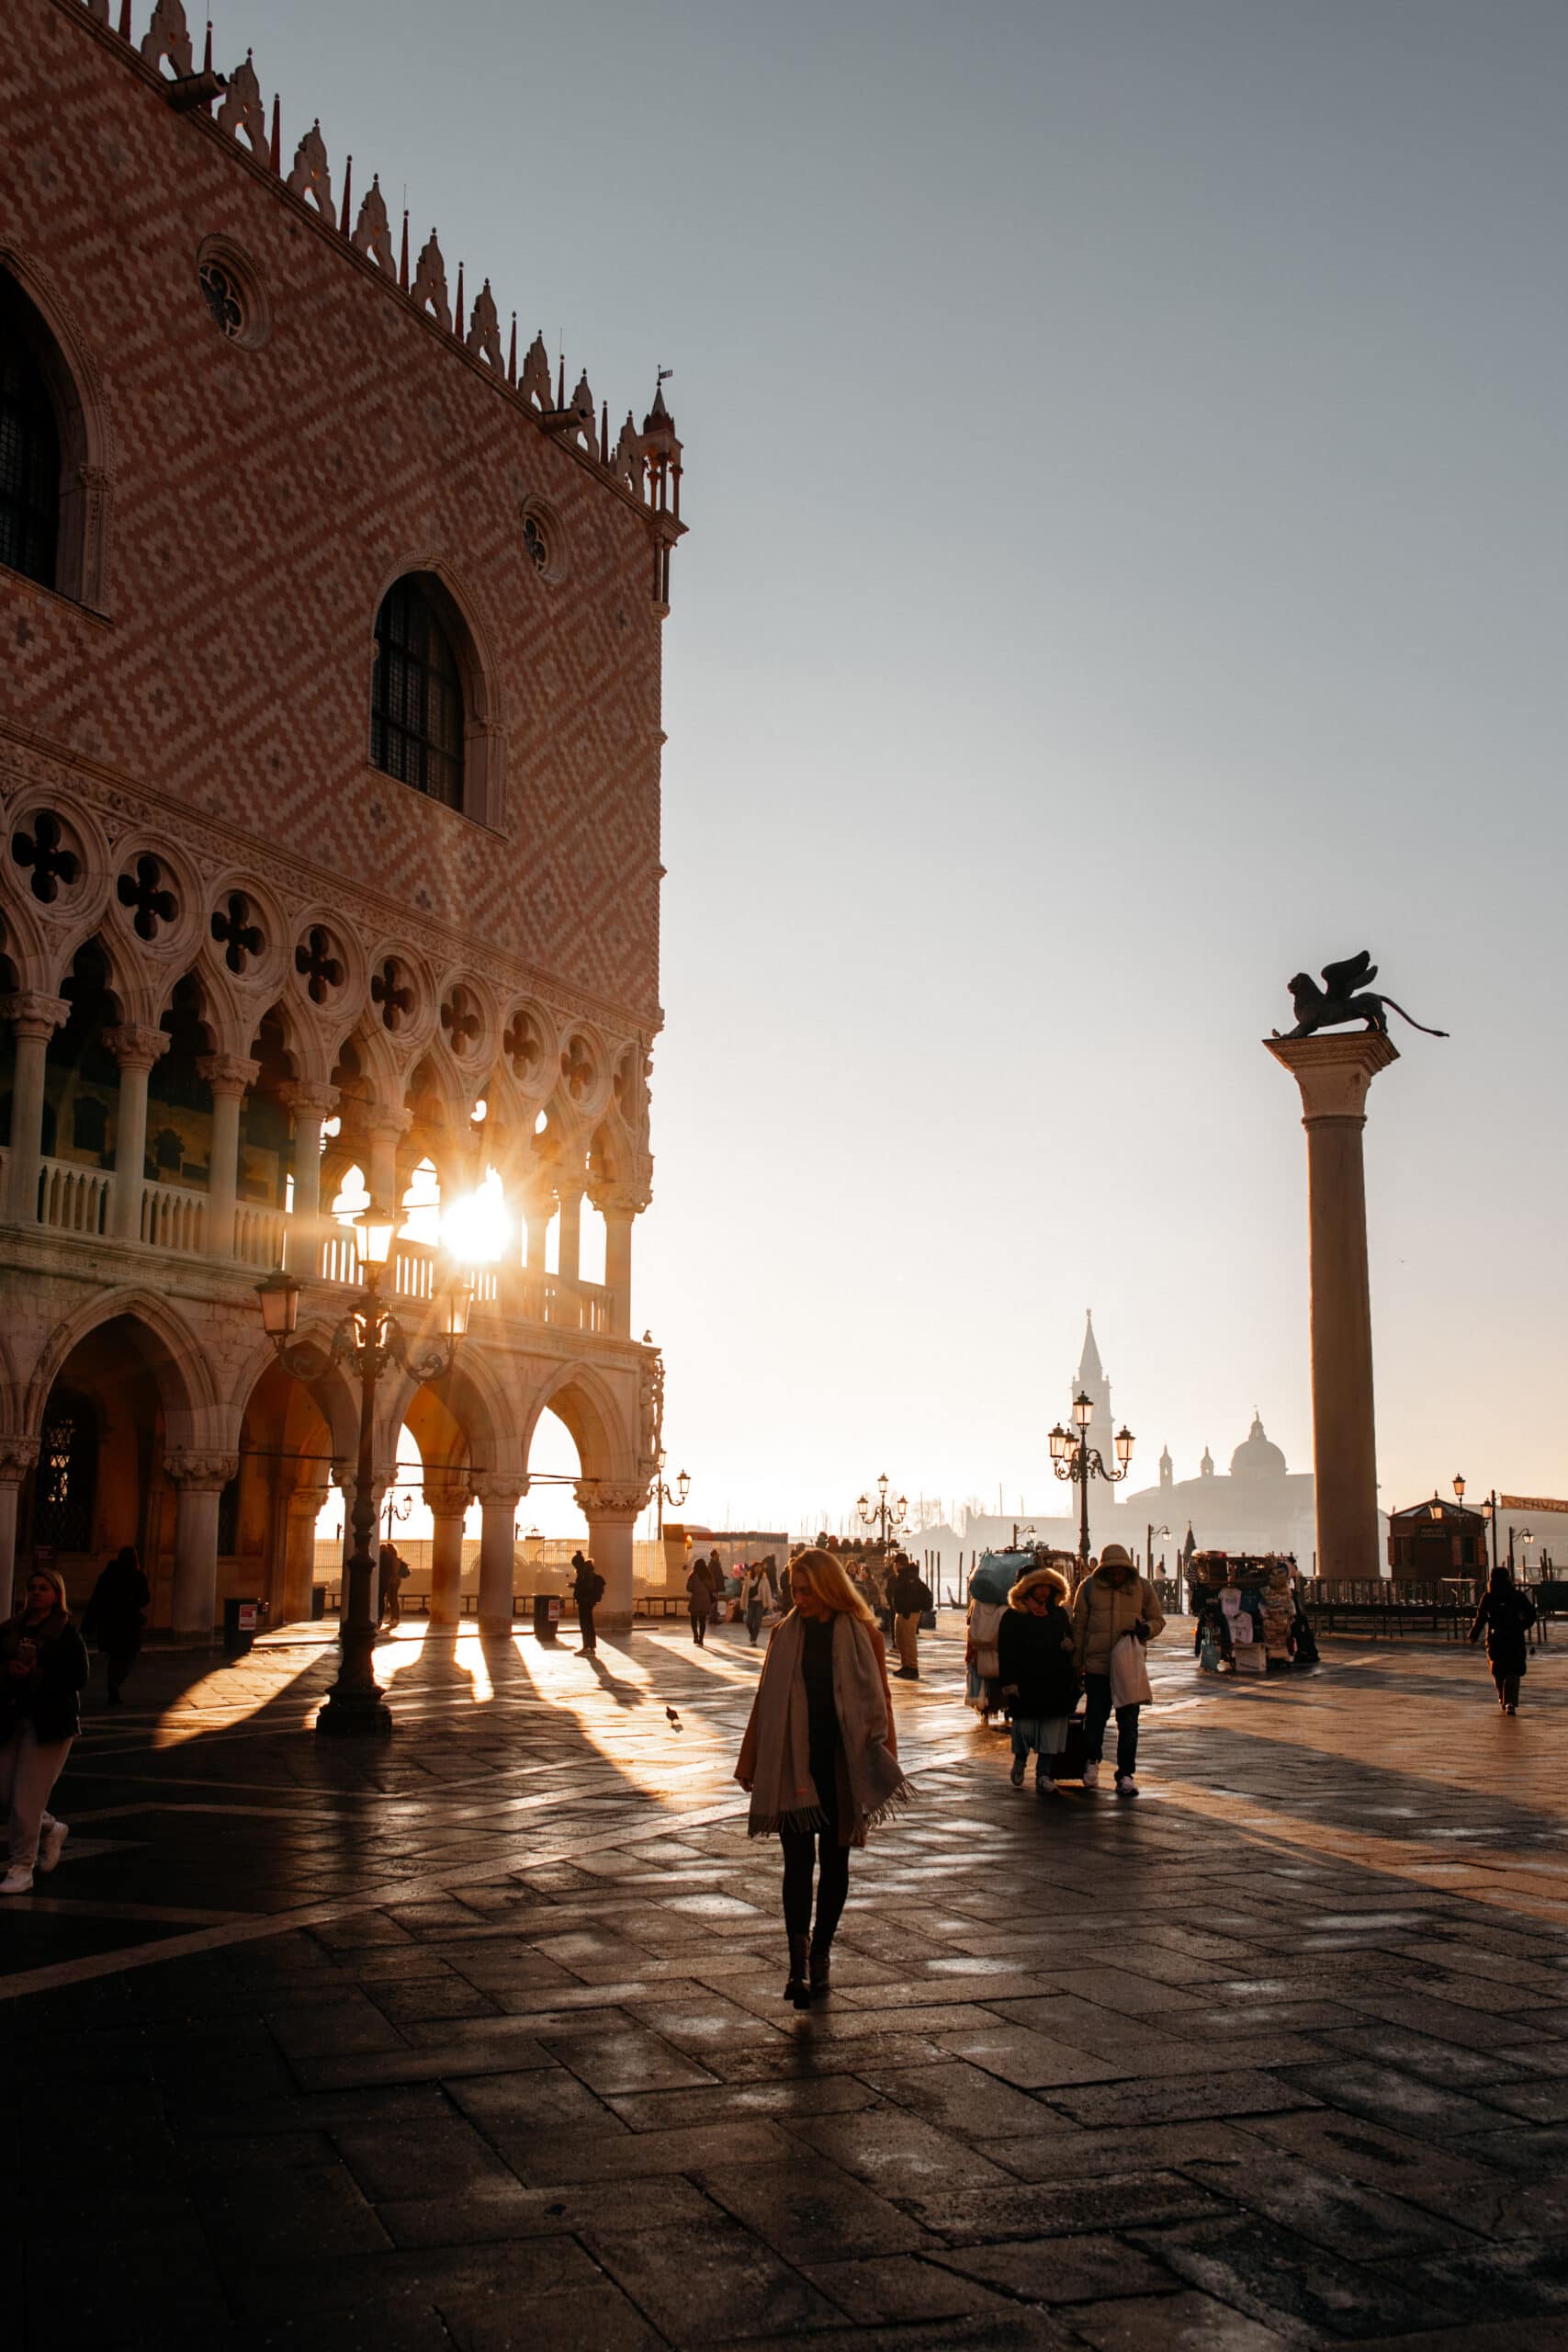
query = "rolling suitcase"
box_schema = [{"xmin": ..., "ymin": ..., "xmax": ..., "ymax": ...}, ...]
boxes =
[{"xmin": 1050, "ymin": 1710, "xmax": 1089, "ymax": 1784}]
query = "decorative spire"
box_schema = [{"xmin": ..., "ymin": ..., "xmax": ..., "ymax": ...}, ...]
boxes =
[
  {"xmin": 507, "ymin": 312, "xmax": 517, "ymax": 387},
  {"xmin": 1077, "ymin": 1310, "xmax": 1104, "ymax": 1388},
  {"xmin": 339, "ymin": 153, "xmax": 353, "ymax": 236},
  {"xmin": 268, "ymin": 92, "xmax": 279, "ymax": 172},
  {"xmin": 352, "ymin": 175, "xmax": 396, "ymax": 273},
  {"xmin": 454, "ymin": 260, "xmax": 465, "ymax": 340},
  {"xmin": 410, "ymin": 230, "xmax": 451, "ymax": 331},
  {"xmin": 286, "ymin": 119, "xmax": 334, "ymax": 219},
  {"xmin": 520, "ymin": 331, "xmax": 551, "ymax": 409},
  {"xmin": 399, "ymin": 208, "xmax": 409, "ymax": 290}
]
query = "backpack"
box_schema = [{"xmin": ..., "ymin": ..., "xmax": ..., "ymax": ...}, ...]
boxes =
[
  {"xmin": 587, "ymin": 1571, "xmax": 604, "ymax": 1604},
  {"xmin": 913, "ymin": 1577, "xmax": 933, "ymax": 1613}
]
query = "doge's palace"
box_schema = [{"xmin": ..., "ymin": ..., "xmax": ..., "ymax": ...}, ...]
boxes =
[{"xmin": 0, "ymin": 0, "xmax": 685, "ymax": 1634}]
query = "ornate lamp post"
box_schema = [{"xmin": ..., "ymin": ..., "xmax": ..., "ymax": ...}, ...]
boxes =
[
  {"xmin": 1049, "ymin": 1391, "xmax": 1134, "ymax": 1572},
  {"xmin": 256, "ymin": 1205, "xmax": 472, "ymax": 1736},
  {"xmin": 651, "ymin": 1454, "xmax": 690, "ymax": 1539},
  {"xmin": 856, "ymin": 1472, "xmax": 908, "ymax": 1554},
  {"xmin": 1473, "ymin": 1482, "xmax": 1500, "ymax": 1574},
  {"xmin": 1146, "ymin": 1521, "xmax": 1170, "ymax": 1575}
]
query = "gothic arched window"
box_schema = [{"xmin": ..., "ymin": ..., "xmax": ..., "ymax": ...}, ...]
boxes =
[
  {"xmin": 0, "ymin": 275, "xmax": 62, "ymax": 590},
  {"xmin": 32, "ymin": 1389, "xmax": 97, "ymax": 1554},
  {"xmin": 370, "ymin": 575, "xmax": 467, "ymax": 811}
]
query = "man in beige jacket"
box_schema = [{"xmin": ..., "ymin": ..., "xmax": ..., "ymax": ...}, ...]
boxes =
[{"xmin": 1072, "ymin": 1543, "xmax": 1165, "ymax": 1797}]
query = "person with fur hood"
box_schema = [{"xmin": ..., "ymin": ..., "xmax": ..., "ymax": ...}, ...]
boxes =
[
  {"xmin": 1072, "ymin": 1543, "xmax": 1164, "ymax": 1798},
  {"xmin": 998, "ymin": 1562, "xmax": 1079, "ymax": 1797}
]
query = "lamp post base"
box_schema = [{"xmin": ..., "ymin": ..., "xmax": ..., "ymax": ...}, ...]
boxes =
[{"xmin": 314, "ymin": 1683, "xmax": 393, "ymax": 1736}]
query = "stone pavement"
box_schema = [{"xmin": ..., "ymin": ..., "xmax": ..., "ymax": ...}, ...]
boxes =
[{"xmin": 5, "ymin": 1611, "xmax": 1568, "ymax": 2350}]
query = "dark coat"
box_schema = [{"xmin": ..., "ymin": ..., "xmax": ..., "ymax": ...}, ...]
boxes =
[
  {"xmin": 998, "ymin": 1601, "xmax": 1080, "ymax": 1719},
  {"xmin": 83, "ymin": 1557, "xmax": 150, "ymax": 1645},
  {"xmin": 573, "ymin": 1562, "xmax": 604, "ymax": 1607},
  {"xmin": 686, "ymin": 1564, "xmax": 717, "ymax": 1616},
  {"xmin": 0, "ymin": 1609, "xmax": 90, "ymax": 1743},
  {"xmin": 1470, "ymin": 1586, "xmax": 1536, "ymax": 1675},
  {"xmin": 891, "ymin": 1567, "xmax": 931, "ymax": 1616}
]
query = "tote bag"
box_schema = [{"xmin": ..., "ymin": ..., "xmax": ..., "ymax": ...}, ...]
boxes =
[{"xmin": 1109, "ymin": 1630, "xmax": 1153, "ymax": 1708}]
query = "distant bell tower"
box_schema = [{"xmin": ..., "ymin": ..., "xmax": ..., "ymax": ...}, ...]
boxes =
[
  {"xmin": 1072, "ymin": 1312, "xmax": 1118, "ymax": 1549},
  {"xmin": 1159, "ymin": 1444, "xmax": 1173, "ymax": 1492}
]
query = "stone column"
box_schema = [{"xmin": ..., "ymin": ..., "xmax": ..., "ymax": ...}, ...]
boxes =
[
  {"xmin": 104, "ymin": 1023, "xmax": 169, "ymax": 1242},
  {"xmin": 0, "ymin": 1440, "xmax": 39, "ymax": 1609},
  {"xmin": 166, "ymin": 1450, "xmax": 239, "ymax": 1636},
  {"xmin": 425, "ymin": 1480, "xmax": 472, "ymax": 1623},
  {"xmin": 366, "ymin": 1110, "xmax": 412, "ymax": 1216},
  {"xmin": 595, "ymin": 1197, "xmax": 637, "ymax": 1339},
  {"xmin": 575, "ymin": 1480, "xmax": 648, "ymax": 1634},
  {"xmin": 556, "ymin": 1182, "xmax": 582, "ymax": 1287},
  {"xmin": 277, "ymin": 1480, "xmax": 327, "ymax": 1623},
  {"xmin": 197, "ymin": 1054, "xmax": 260, "ymax": 1261},
  {"xmin": 279, "ymin": 1080, "xmax": 339, "ymax": 1277},
  {"xmin": 472, "ymin": 1475, "xmax": 525, "ymax": 1631},
  {"xmin": 1267, "ymin": 1033, "xmax": 1399, "ymax": 1584},
  {"xmin": 1, "ymin": 993, "xmax": 68, "ymax": 1225}
]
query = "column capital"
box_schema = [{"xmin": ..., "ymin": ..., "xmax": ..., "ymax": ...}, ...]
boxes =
[
  {"xmin": 104, "ymin": 1022, "xmax": 171, "ymax": 1071},
  {"xmin": 196, "ymin": 1053, "xmax": 261, "ymax": 1099},
  {"xmin": 164, "ymin": 1447, "xmax": 240, "ymax": 1491},
  {"xmin": 1265, "ymin": 1032, "xmax": 1399, "ymax": 1123},
  {"xmin": 279, "ymin": 1080, "xmax": 340, "ymax": 1122},
  {"xmin": 1, "ymin": 991, "xmax": 69, "ymax": 1044},
  {"xmin": 366, "ymin": 1106, "xmax": 414, "ymax": 1137},
  {"xmin": 471, "ymin": 1475, "xmax": 526, "ymax": 1508},
  {"xmin": 424, "ymin": 1481, "xmax": 473, "ymax": 1519},
  {"xmin": 588, "ymin": 1186, "xmax": 649, "ymax": 1223},
  {"xmin": 0, "ymin": 1436, "xmax": 40, "ymax": 1484},
  {"xmin": 575, "ymin": 1477, "xmax": 649, "ymax": 1521}
]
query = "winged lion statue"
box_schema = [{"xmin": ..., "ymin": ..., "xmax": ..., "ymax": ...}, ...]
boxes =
[{"xmin": 1274, "ymin": 952, "xmax": 1448, "ymax": 1042}]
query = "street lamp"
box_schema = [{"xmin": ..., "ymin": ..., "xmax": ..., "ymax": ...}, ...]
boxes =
[
  {"xmin": 1146, "ymin": 1521, "xmax": 1170, "ymax": 1574},
  {"xmin": 1049, "ymin": 1393, "xmax": 1134, "ymax": 1571},
  {"xmin": 1474, "ymin": 1486, "xmax": 1500, "ymax": 1574},
  {"xmin": 1510, "ymin": 1523, "xmax": 1535, "ymax": 1580},
  {"xmin": 257, "ymin": 1206, "xmax": 473, "ymax": 1736},
  {"xmin": 856, "ymin": 1472, "xmax": 908, "ymax": 1553},
  {"xmin": 651, "ymin": 1453, "xmax": 691, "ymax": 1539}
]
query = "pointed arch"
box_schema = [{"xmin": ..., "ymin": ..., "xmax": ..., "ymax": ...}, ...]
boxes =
[
  {"xmin": 23, "ymin": 1287, "xmax": 220, "ymax": 1444},
  {"xmin": 522, "ymin": 1359, "xmax": 635, "ymax": 1486},
  {"xmin": 0, "ymin": 244, "xmax": 114, "ymax": 610},
  {"xmin": 367, "ymin": 555, "xmax": 505, "ymax": 829}
]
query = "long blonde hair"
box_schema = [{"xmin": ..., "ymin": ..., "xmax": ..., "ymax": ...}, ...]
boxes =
[{"xmin": 789, "ymin": 1546, "xmax": 875, "ymax": 1624}]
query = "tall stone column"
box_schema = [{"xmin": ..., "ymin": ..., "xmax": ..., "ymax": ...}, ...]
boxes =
[
  {"xmin": 0, "ymin": 1440, "xmax": 39, "ymax": 1608},
  {"xmin": 592, "ymin": 1194, "xmax": 638, "ymax": 1338},
  {"xmin": 104, "ymin": 1024, "xmax": 169, "ymax": 1243},
  {"xmin": 576, "ymin": 1481, "xmax": 648, "ymax": 1634},
  {"xmin": 279, "ymin": 1080, "xmax": 339, "ymax": 1277},
  {"xmin": 366, "ymin": 1110, "xmax": 412, "ymax": 1216},
  {"xmin": 556, "ymin": 1183, "xmax": 582, "ymax": 1286},
  {"xmin": 425, "ymin": 1481, "xmax": 471, "ymax": 1623},
  {"xmin": 166, "ymin": 1450, "xmax": 240, "ymax": 1636},
  {"xmin": 277, "ymin": 1480, "xmax": 327, "ymax": 1623},
  {"xmin": 197, "ymin": 1054, "xmax": 259, "ymax": 1261},
  {"xmin": 1267, "ymin": 1033, "xmax": 1399, "ymax": 1583},
  {"xmin": 2, "ymin": 994, "xmax": 68, "ymax": 1225},
  {"xmin": 472, "ymin": 1476, "xmax": 524, "ymax": 1632}
]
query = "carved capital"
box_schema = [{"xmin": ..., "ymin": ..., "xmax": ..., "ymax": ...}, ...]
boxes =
[
  {"xmin": 471, "ymin": 1475, "xmax": 526, "ymax": 1510},
  {"xmin": 588, "ymin": 1187, "xmax": 649, "ymax": 1224},
  {"xmin": 366, "ymin": 1107, "xmax": 414, "ymax": 1139},
  {"xmin": 424, "ymin": 1482, "xmax": 472, "ymax": 1520},
  {"xmin": 575, "ymin": 1478, "xmax": 649, "ymax": 1521},
  {"xmin": 164, "ymin": 1448, "xmax": 240, "ymax": 1491},
  {"xmin": 196, "ymin": 1053, "xmax": 261, "ymax": 1099},
  {"xmin": 103, "ymin": 1023, "xmax": 171, "ymax": 1073},
  {"xmin": 279, "ymin": 1080, "xmax": 340, "ymax": 1124},
  {"xmin": 1, "ymin": 992, "xmax": 70, "ymax": 1045},
  {"xmin": 1265, "ymin": 1033, "xmax": 1400, "ymax": 1125},
  {"xmin": 0, "ymin": 1436, "xmax": 40, "ymax": 1484}
]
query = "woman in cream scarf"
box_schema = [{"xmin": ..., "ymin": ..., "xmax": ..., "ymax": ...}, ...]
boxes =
[{"xmin": 736, "ymin": 1547, "xmax": 911, "ymax": 2007}]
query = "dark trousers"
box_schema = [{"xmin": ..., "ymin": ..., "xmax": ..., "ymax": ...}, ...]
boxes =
[
  {"xmin": 780, "ymin": 1828, "xmax": 850, "ymax": 1947},
  {"xmin": 102, "ymin": 1638, "xmax": 140, "ymax": 1703},
  {"xmin": 1493, "ymin": 1668, "xmax": 1521, "ymax": 1708},
  {"xmin": 1084, "ymin": 1673, "xmax": 1140, "ymax": 1776},
  {"xmin": 578, "ymin": 1603, "xmax": 596, "ymax": 1653},
  {"xmin": 690, "ymin": 1608, "xmax": 707, "ymax": 1645}
]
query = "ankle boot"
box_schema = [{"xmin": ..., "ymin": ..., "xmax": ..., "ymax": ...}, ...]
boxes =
[
  {"xmin": 808, "ymin": 1938, "xmax": 832, "ymax": 1998},
  {"xmin": 784, "ymin": 1932, "xmax": 811, "ymax": 2007}
]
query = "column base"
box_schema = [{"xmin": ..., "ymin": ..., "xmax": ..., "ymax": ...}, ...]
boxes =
[
  {"xmin": 478, "ymin": 1612, "xmax": 516, "ymax": 1636},
  {"xmin": 598, "ymin": 1610, "xmax": 634, "ymax": 1636},
  {"xmin": 314, "ymin": 1684, "xmax": 393, "ymax": 1736}
]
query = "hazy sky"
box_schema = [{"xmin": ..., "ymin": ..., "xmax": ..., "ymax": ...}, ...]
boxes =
[{"xmin": 258, "ymin": 0, "xmax": 1568, "ymax": 1536}]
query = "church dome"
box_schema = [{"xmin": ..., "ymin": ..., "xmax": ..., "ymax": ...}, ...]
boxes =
[{"xmin": 1230, "ymin": 1412, "xmax": 1287, "ymax": 1481}]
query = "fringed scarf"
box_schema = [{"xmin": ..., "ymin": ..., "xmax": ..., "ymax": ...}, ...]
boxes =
[{"xmin": 744, "ymin": 1611, "xmax": 913, "ymax": 1847}]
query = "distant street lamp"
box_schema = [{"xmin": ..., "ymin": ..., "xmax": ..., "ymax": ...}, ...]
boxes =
[
  {"xmin": 1049, "ymin": 1392, "xmax": 1134, "ymax": 1572},
  {"xmin": 1510, "ymin": 1523, "xmax": 1535, "ymax": 1580},
  {"xmin": 1473, "ymin": 1483, "xmax": 1500, "ymax": 1573},
  {"xmin": 857, "ymin": 1473, "xmax": 908, "ymax": 1553},
  {"xmin": 652, "ymin": 1455, "xmax": 691, "ymax": 1539},
  {"xmin": 257, "ymin": 1205, "xmax": 472, "ymax": 1736},
  {"xmin": 1146, "ymin": 1521, "xmax": 1170, "ymax": 1574},
  {"xmin": 382, "ymin": 1488, "xmax": 413, "ymax": 1543}
]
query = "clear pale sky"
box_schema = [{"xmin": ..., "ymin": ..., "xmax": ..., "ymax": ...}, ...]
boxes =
[{"xmin": 260, "ymin": 0, "xmax": 1568, "ymax": 1538}]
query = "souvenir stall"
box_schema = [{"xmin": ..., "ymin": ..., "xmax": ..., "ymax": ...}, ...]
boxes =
[{"xmin": 1190, "ymin": 1552, "xmax": 1297, "ymax": 1673}]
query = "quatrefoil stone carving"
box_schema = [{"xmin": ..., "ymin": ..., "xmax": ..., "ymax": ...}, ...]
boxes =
[
  {"xmin": 211, "ymin": 893, "xmax": 265, "ymax": 975},
  {"xmin": 11, "ymin": 810, "xmax": 79, "ymax": 905},
  {"xmin": 372, "ymin": 958, "xmax": 415, "ymax": 1032},
  {"xmin": 295, "ymin": 925, "xmax": 344, "ymax": 1005},
  {"xmin": 503, "ymin": 1009, "xmax": 543, "ymax": 1080},
  {"xmin": 440, "ymin": 986, "xmax": 481, "ymax": 1055},
  {"xmin": 117, "ymin": 854, "xmax": 178, "ymax": 942},
  {"xmin": 560, "ymin": 1035, "xmax": 596, "ymax": 1102}
]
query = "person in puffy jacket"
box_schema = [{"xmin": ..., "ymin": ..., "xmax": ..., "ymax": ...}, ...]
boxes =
[
  {"xmin": 1469, "ymin": 1566, "xmax": 1537, "ymax": 1713},
  {"xmin": 0, "ymin": 1565, "xmax": 89, "ymax": 1894},
  {"xmin": 1072, "ymin": 1544, "xmax": 1164, "ymax": 1798},
  {"xmin": 998, "ymin": 1564, "xmax": 1080, "ymax": 1795}
]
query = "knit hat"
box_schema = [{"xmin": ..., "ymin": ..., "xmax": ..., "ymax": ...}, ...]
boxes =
[
  {"xmin": 1099, "ymin": 1543, "xmax": 1135, "ymax": 1571},
  {"xmin": 1008, "ymin": 1564, "xmax": 1069, "ymax": 1610}
]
